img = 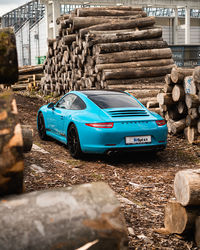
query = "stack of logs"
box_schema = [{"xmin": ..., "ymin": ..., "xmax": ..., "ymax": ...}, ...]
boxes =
[
  {"xmin": 40, "ymin": 6, "xmax": 174, "ymax": 105},
  {"xmin": 157, "ymin": 66, "xmax": 200, "ymax": 144},
  {"xmin": 13, "ymin": 65, "xmax": 43, "ymax": 92},
  {"xmin": 161, "ymin": 169, "xmax": 200, "ymax": 247}
]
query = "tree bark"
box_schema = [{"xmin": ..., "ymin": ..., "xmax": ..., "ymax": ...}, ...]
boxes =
[
  {"xmin": 0, "ymin": 28, "xmax": 18, "ymax": 84},
  {"xmin": 0, "ymin": 91, "xmax": 24, "ymax": 196},
  {"xmin": 164, "ymin": 199, "xmax": 200, "ymax": 234},
  {"xmin": 174, "ymin": 169, "xmax": 200, "ymax": 206},
  {"xmin": 86, "ymin": 28, "xmax": 162, "ymax": 45},
  {"xmin": 80, "ymin": 16, "xmax": 156, "ymax": 37},
  {"xmin": 95, "ymin": 59, "xmax": 173, "ymax": 73},
  {"xmin": 0, "ymin": 182, "xmax": 128, "ymax": 250},
  {"xmin": 171, "ymin": 66, "xmax": 193, "ymax": 84}
]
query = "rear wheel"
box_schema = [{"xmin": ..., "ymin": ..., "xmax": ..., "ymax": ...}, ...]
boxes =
[
  {"xmin": 38, "ymin": 113, "xmax": 48, "ymax": 140},
  {"xmin": 67, "ymin": 124, "xmax": 82, "ymax": 159}
]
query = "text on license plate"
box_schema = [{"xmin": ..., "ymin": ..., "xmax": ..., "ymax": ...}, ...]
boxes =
[{"xmin": 125, "ymin": 136, "xmax": 151, "ymax": 145}]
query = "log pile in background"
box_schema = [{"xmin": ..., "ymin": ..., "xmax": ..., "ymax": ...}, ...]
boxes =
[
  {"xmin": 40, "ymin": 6, "xmax": 174, "ymax": 107},
  {"xmin": 157, "ymin": 66, "xmax": 200, "ymax": 144},
  {"xmin": 157, "ymin": 169, "xmax": 200, "ymax": 247},
  {"xmin": 10, "ymin": 65, "xmax": 44, "ymax": 92}
]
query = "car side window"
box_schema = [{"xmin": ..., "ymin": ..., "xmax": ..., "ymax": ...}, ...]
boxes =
[
  {"xmin": 71, "ymin": 96, "xmax": 86, "ymax": 110},
  {"xmin": 56, "ymin": 94, "xmax": 77, "ymax": 109},
  {"xmin": 56, "ymin": 94, "xmax": 86, "ymax": 110}
]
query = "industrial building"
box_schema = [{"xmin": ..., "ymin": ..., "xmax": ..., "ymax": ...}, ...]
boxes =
[{"xmin": 1, "ymin": 0, "xmax": 200, "ymax": 66}]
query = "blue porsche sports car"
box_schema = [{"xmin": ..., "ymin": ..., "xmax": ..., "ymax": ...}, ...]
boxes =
[{"xmin": 37, "ymin": 90, "xmax": 168, "ymax": 158}]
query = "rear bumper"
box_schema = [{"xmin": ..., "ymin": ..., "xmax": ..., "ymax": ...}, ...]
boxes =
[{"xmin": 105, "ymin": 144, "xmax": 166, "ymax": 154}]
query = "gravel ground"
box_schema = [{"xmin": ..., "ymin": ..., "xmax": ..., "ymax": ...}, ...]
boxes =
[{"xmin": 15, "ymin": 92, "xmax": 200, "ymax": 249}]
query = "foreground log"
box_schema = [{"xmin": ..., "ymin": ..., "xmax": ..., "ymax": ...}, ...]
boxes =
[
  {"xmin": 164, "ymin": 199, "xmax": 200, "ymax": 234},
  {"xmin": 21, "ymin": 125, "xmax": 33, "ymax": 153},
  {"xmin": 184, "ymin": 76, "xmax": 196, "ymax": 95},
  {"xmin": 185, "ymin": 94, "xmax": 200, "ymax": 109},
  {"xmin": 0, "ymin": 182, "xmax": 128, "ymax": 250},
  {"xmin": 172, "ymin": 85, "xmax": 185, "ymax": 102},
  {"xmin": 195, "ymin": 216, "xmax": 200, "ymax": 247},
  {"xmin": 174, "ymin": 169, "xmax": 200, "ymax": 206},
  {"xmin": 0, "ymin": 91, "xmax": 24, "ymax": 196},
  {"xmin": 185, "ymin": 126, "xmax": 200, "ymax": 144},
  {"xmin": 77, "ymin": 9, "xmax": 146, "ymax": 17},
  {"xmin": 0, "ymin": 28, "xmax": 18, "ymax": 84}
]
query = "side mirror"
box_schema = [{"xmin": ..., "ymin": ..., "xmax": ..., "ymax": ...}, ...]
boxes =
[{"xmin": 47, "ymin": 102, "xmax": 55, "ymax": 109}]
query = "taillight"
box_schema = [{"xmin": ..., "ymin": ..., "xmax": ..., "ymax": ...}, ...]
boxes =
[
  {"xmin": 156, "ymin": 120, "xmax": 166, "ymax": 126},
  {"xmin": 85, "ymin": 122, "xmax": 114, "ymax": 128}
]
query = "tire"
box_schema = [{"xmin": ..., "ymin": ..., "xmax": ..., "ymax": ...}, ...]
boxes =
[
  {"xmin": 67, "ymin": 124, "xmax": 82, "ymax": 159},
  {"xmin": 38, "ymin": 113, "xmax": 48, "ymax": 140}
]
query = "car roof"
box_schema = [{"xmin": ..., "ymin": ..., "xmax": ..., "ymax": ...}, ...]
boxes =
[{"xmin": 79, "ymin": 90, "xmax": 127, "ymax": 97}]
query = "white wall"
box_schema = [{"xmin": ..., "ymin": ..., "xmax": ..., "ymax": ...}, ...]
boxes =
[
  {"xmin": 15, "ymin": 21, "xmax": 30, "ymax": 66},
  {"xmin": 30, "ymin": 17, "xmax": 47, "ymax": 65},
  {"xmin": 162, "ymin": 25, "xmax": 200, "ymax": 45}
]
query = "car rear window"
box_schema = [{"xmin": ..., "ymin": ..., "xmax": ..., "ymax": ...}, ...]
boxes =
[{"xmin": 88, "ymin": 94, "xmax": 142, "ymax": 109}]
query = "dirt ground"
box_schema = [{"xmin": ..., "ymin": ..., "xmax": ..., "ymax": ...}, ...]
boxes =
[{"xmin": 15, "ymin": 92, "xmax": 200, "ymax": 250}]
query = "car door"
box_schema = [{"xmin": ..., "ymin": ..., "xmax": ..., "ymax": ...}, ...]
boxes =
[{"xmin": 50, "ymin": 94, "xmax": 77, "ymax": 136}]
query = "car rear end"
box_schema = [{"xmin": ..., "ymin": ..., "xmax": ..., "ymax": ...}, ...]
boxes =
[{"xmin": 79, "ymin": 107, "xmax": 167, "ymax": 154}]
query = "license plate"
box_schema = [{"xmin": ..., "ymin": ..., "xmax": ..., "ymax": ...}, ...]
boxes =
[{"xmin": 125, "ymin": 136, "xmax": 151, "ymax": 145}]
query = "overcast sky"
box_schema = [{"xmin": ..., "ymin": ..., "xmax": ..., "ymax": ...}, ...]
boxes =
[{"xmin": 0, "ymin": 0, "xmax": 29, "ymax": 16}]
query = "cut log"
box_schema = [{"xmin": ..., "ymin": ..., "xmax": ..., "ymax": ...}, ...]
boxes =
[
  {"xmin": 185, "ymin": 126, "xmax": 200, "ymax": 144},
  {"xmin": 76, "ymin": 6, "xmax": 143, "ymax": 12},
  {"xmin": 157, "ymin": 93, "xmax": 173, "ymax": 106},
  {"xmin": 184, "ymin": 76, "xmax": 196, "ymax": 95},
  {"xmin": 198, "ymin": 119, "xmax": 200, "ymax": 134},
  {"xmin": 172, "ymin": 85, "xmax": 185, "ymax": 102},
  {"xmin": 95, "ymin": 58, "xmax": 174, "ymax": 73},
  {"xmin": 86, "ymin": 28, "xmax": 162, "ymax": 45},
  {"xmin": 171, "ymin": 119, "xmax": 186, "ymax": 135},
  {"xmin": 103, "ymin": 77, "xmax": 165, "ymax": 86},
  {"xmin": 19, "ymin": 65, "xmax": 43, "ymax": 75},
  {"xmin": 77, "ymin": 9, "xmax": 146, "ymax": 17},
  {"xmin": 164, "ymin": 199, "xmax": 200, "ymax": 234},
  {"xmin": 166, "ymin": 106, "xmax": 184, "ymax": 121},
  {"xmin": 80, "ymin": 16, "xmax": 156, "ymax": 37},
  {"xmin": 165, "ymin": 73, "xmax": 172, "ymax": 85},
  {"xmin": 11, "ymin": 84, "xmax": 27, "ymax": 91},
  {"xmin": 102, "ymin": 65, "xmax": 173, "ymax": 81},
  {"xmin": 96, "ymin": 48, "xmax": 172, "ymax": 64},
  {"xmin": 193, "ymin": 66, "xmax": 200, "ymax": 84},
  {"xmin": 177, "ymin": 101, "xmax": 187, "ymax": 115},
  {"xmin": 174, "ymin": 169, "xmax": 200, "ymax": 206},
  {"xmin": 195, "ymin": 216, "xmax": 200, "ymax": 247},
  {"xmin": 185, "ymin": 94, "xmax": 200, "ymax": 109},
  {"xmin": 0, "ymin": 182, "xmax": 128, "ymax": 249},
  {"xmin": 147, "ymin": 101, "xmax": 159, "ymax": 109},
  {"xmin": 0, "ymin": 91, "xmax": 24, "ymax": 196},
  {"xmin": 21, "ymin": 125, "xmax": 33, "ymax": 153},
  {"xmin": 62, "ymin": 34, "xmax": 76, "ymax": 45},
  {"xmin": 72, "ymin": 16, "xmax": 144, "ymax": 30},
  {"xmin": 94, "ymin": 40, "xmax": 168, "ymax": 54},
  {"xmin": 185, "ymin": 115, "xmax": 198, "ymax": 127},
  {"xmin": 0, "ymin": 28, "xmax": 18, "ymax": 84},
  {"xmin": 188, "ymin": 108, "xmax": 199, "ymax": 120},
  {"xmin": 171, "ymin": 66, "xmax": 193, "ymax": 84}
]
